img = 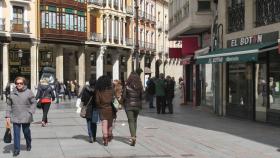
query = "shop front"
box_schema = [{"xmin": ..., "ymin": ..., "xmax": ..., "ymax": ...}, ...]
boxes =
[{"xmin": 196, "ymin": 31, "xmax": 280, "ymax": 124}]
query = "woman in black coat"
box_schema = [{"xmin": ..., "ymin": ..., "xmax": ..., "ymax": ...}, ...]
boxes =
[
  {"xmin": 81, "ymin": 79, "xmax": 97, "ymax": 143},
  {"xmin": 36, "ymin": 79, "xmax": 55, "ymax": 127}
]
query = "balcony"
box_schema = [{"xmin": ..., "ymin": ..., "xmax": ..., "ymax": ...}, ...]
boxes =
[
  {"xmin": 89, "ymin": 32, "xmax": 103, "ymax": 42},
  {"xmin": 10, "ymin": 20, "xmax": 30, "ymax": 33},
  {"xmin": 169, "ymin": 0, "xmax": 213, "ymax": 40},
  {"xmin": 87, "ymin": 0, "xmax": 104, "ymax": 7},
  {"xmin": 10, "ymin": 0, "xmax": 31, "ymax": 4},
  {"xmin": 126, "ymin": 6, "xmax": 133, "ymax": 15},
  {"xmin": 41, "ymin": 29, "xmax": 86, "ymax": 42},
  {"xmin": 0, "ymin": 18, "xmax": 5, "ymax": 31}
]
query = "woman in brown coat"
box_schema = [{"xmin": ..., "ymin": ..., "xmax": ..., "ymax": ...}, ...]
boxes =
[{"xmin": 95, "ymin": 75, "xmax": 114, "ymax": 146}]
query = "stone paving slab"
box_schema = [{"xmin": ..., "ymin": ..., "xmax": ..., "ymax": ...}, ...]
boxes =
[{"xmin": 0, "ymin": 91, "xmax": 279, "ymax": 158}]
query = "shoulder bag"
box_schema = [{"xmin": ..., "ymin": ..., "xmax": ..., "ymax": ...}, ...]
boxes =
[{"xmin": 80, "ymin": 96, "xmax": 93, "ymax": 118}]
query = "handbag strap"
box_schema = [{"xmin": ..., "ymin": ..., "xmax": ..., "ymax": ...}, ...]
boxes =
[{"xmin": 85, "ymin": 96, "xmax": 93, "ymax": 107}]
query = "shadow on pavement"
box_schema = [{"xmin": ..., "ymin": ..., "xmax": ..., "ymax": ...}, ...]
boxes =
[
  {"xmin": 139, "ymin": 90, "xmax": 280, "ymax": 148},
  {"xmin": 72, "ymin": 135, "xmax": 130, "ymax": 146},
  {"xmin": 3, "ymin": 144, "xmax": 27, "ymax": 154}
]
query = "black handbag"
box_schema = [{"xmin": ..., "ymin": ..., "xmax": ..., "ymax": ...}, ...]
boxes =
[
  {"xmin": 80, "ymin": 96, "xmax": 93, "ymax": 118},
  {"xmin": 3, "ymin": 128, "xmax": 12, "ymax": 143}
]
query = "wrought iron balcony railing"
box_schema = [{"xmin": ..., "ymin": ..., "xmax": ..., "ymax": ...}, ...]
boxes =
[
  {"xmin": 89, "ymin": 32, "xmax": 103, "ymax": 42},
  {"xmin": 0, "ymin": 18, "xmax": 5, "ymax": 31},
  {"xmin": 87, "ymin": 0, "xmax": 104, "ymax": 6},
  {"xmin": 228, "ymin": 3, "xmax": 244, "ymax": 33},
  {"xmin": 255, "ymin": 0, "xmax": 280, "ymax": 27},
  {"xmin": 137, "ymin": 10, "xmax": 145, "ymax": 19},
  {"xmin": 10, "ymin": 20, "xmax": 30, "ymax": 33}
]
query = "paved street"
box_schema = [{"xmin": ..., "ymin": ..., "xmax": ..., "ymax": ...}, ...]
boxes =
[{"xmin": 0, "ymin": 91, "xmax": 279, "ymax": 158}]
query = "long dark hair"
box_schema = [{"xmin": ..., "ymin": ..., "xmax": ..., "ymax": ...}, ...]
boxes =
[
  {"xmin": 126, "ymin": 72, "xmax": 143, "ymax": 91},
  {"xmin": 95, "ymin": 75, "xmax": 112, "ymax": 91}
]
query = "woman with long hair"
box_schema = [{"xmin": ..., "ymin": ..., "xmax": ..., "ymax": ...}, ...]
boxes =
[
  {"xmin": 36, "ymin": 79, "xmax": 55, "ymax": 127},
  {"xmin": 123, "ymin": 72, "xmax": 143, "ymax": 146},
  {"xmin": 95, "ymin": 75, "xmax": 114, "ymax": 146}
]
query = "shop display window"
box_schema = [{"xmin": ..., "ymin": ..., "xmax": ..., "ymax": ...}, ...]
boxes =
[{"xmin": 269, "ymin": 52, "xmax": 280, "ymax": 110}]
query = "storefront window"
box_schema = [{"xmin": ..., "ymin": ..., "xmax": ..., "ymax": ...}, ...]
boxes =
[
  {"xmin": 269, "ymin": 51, "xmax": 280, "ymax": 110},
  {"xmin": 200, "ymin": 64, "xmax": 213, "ymax": 107},
  {"xmin": 228, "ymin": 63, "xmax": 253, "ymax": 107}
]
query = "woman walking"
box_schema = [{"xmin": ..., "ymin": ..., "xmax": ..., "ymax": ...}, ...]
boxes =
[
  {"xmin": 95, "ymin": 75, "xmax": 114, "ymax": 146},
  {"xmin": 5, "ymin": 76, "xmax": 37, "ymax": 156},
  {"xmin": 80, "ymin": 78, "xmax": 97, "ymax": 143},
  {"xmin": 123, "ymin": 72, "xmax": 143, "ymax": 146},
  {"xmin": 36, "ymin": 79, "xmax": 55, "ymax": 127}
]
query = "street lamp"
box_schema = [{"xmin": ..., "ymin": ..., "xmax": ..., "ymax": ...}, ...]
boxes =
[{"xmin": 134, "ymin": 0, "xmax": 139, "ymax": 71}]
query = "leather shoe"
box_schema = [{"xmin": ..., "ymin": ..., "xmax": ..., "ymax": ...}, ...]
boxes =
[
  {"xmin": 13, "ymin": 151, "xmax": 20, "ymax": 157},
  {"xmin": 27, "ymin": 145, "xmax": 31, "ymax": 151}
]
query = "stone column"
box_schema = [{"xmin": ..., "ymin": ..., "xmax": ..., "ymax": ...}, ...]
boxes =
[
  {"xmin": 123, "ymin": 0, "xmax": 126, "ymax": 12},
  {"xmin": 140, "ymin": 54, "xmax": 145, "ymax": 87},
  {"xmin": 106, "ymin": 0, "xmax": 109, "ymax": 8},
  {"xmin": 126, "ymin": 52, "xmax": 133, "ymax": 76},
  {"xmin": 118, "ymin": 0, "xmax": 121, "ymax": 11},
  {"xmin": 96, "ymin": 46, "xmax": 106, "ymax": 79},
  {"xmin": 118, "ymin": 18, "xmax": 122, "ymax": 44},
  {"xmin": 150, "ymin": 55, "xmax": 156, "ymax": 77},
  {"xmin": 111, "ymin": 15, "xmax": 115, "ymax": 44},
  {"xmin": 78, "ymin": 46, "xmax": 85, "ymax": 89},
  {"xmin": 106, "ymin": 14, "xmax": 110, "ymax": 43},
  {"xmin": 30, "ymin": 42, "xmax": 39, "ymax": 93},
  {"xmin": 111, "ymin": 0, "xmax": 113, "ymax": 9},
  {"xmin": 2, "ymin": 43, "xmax": 9, "ymax": 92},
  {"xmin": 112, "ymin": 53, "xmax": 120, "ymax": 80},
  {"xmin": 56, "ymin": 45, "xmax": 64, "ymax": 83},
  {"xmin": 123, "ymin": 18, "xmax": 126, "ymax": 45}
]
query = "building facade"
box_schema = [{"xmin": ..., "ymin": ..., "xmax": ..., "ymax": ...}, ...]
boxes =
[
  {"xmin": 195, "ymin": 0, "xmax": 280, "ymax": 125},
  {"xmin": 168, "ymin": 0, "xmax": 214, "ymax": 105},
  {"xmin": 0, "ymin": 0, "xmax": 38, "ymax": 93}
]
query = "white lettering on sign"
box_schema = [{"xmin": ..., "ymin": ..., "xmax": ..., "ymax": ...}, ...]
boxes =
[
  {"xmin": 212, "ymin": 57, "xmax": 223, "ymax": 63},
  {"xmin": 231, "ymin": 39, "xmax": 237, "ymax": 47},
  {"xmin": 226, "ymin": 56, "xmax": 239, "ymax": 62}
]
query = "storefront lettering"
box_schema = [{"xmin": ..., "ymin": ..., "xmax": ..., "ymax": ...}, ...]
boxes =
[
  {"xmin": 226, "ymin": 56, "xmax": 239, "ymax": 62},
  {"xmin": 231, "ymin": 34, "xmax": 263, "ymax": 47},
  {"xmin": 211, "ymin": 57, "xmax": 224, "ymax": 63}
]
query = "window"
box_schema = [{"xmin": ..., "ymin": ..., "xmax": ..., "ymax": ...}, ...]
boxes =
[
  {"xmin": 13, "ymin": 6, "xmax": 24, "ymax": 24},
  {"xmin": 269, "ymin": 51, "xmax": 280, "ymax": 110},
  {"xmin": 197, "ymin": 1, "xmax": 211, "ymax": 12},
  {"xmin": 227, "ymin": 0, "xmax": 244, "ymax": 33},
  {"xmin": 41, "ymin": 6, "xmax": 57, "ymax": 29},
  {"xmin": 77, "ymin": 11, "xmax": 86, "ymax": 32},
  {"xmin": 62, "ymin": 8, "xmax": 74, "ymax": 31}
]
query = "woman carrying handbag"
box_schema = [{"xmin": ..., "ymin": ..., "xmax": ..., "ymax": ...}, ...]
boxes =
[
  {"xmin": 36, "ymin": 79, "xmax": 55, "ymax": 127},
  {"xmin": 80, "ymin": 78, "xmax": 97, "ymax": 143},
  {"xmin": 5, "ymin": 76, "xmax": 36, "ymax": 156}
]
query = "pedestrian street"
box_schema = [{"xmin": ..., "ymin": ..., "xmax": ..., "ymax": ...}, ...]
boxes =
[{"xmin": 0, "ymin": 94, "xmax": 279, "ymax": 158}]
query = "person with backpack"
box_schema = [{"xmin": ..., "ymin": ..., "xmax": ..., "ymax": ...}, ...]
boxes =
[
  {"xmin": 36, "ymin": 79, "xmax": 56, "ymax": 127},
  {"xmin": 146, "ymin": 77, "xmax": 155, "ymax": 108}
]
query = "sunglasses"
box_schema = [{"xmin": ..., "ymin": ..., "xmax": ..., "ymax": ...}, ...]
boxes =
[{"xmin": 16, "ymin": 82, "xmax": 24, "ymax": 85}]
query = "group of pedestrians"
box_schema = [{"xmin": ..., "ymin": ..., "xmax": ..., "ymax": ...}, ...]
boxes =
[
  {"xmin": 146, "ymin": 73, "xmax": 176, "ymax": 114},
  {"xmin": 4, "ymin": 72, "xmax": 143, "ymax": 156}
]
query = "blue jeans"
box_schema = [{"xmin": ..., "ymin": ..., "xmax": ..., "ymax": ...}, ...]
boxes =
[
  {"xmin": 13, "ymin": 123, "xmax": 31, "ymax": 152},
  {"xmin": 86, "ymin": 119, "xmax": 97, "ymax": 138},
  {"xmin": 148, "ymin": 94, "xmax": 154, "ymax": 108}
]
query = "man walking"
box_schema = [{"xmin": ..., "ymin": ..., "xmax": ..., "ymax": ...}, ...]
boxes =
[
  {"xmin": 146, "ymin": 77, "xmax": 155, "ymax": 108},
  {"xmin": 155, "ymin": 73, "xmax": 166, "ymax": 114},
  {"xmin": 165, "ymin": 76, "xmax": 175, "ymax": 114}
]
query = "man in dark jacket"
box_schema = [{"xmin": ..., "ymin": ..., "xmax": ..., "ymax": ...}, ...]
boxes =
[
  {"xmin": 165, "ymin": 76, "xmax": 175, "ymax": 114},
  {"xmin": 155, "ymin": 73, "xmax": 166, "ymax": 114},
  {"xmin": 146, "ymin": 77, "xmax": 155, "ymax": 108}
]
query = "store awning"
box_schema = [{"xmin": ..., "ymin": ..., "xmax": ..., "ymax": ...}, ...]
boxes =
[
  {"xmin": 195, "ymin": 42, "xmax": 277, "ymax": 64},
  {"xmin": 169, "ymin": 48, "xmax": 182, "ymax": 58}
]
